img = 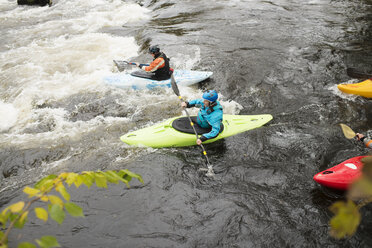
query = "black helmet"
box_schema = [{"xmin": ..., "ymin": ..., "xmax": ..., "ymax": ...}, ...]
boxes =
[{"xmin": 149, "ymin": 45, "xmax": 160, "ymax": 54}]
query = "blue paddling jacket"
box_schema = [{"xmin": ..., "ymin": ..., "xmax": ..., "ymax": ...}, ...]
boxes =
[{"xmin": 186, "ymin": 99, "xmax": 223, "ymax": 141}]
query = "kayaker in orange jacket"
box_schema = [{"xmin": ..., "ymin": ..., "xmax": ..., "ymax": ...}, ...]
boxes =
[
  {"xmin": 135, "ymin": 45, "xmax": 172, "ymax": 80},
  {"xmin": 356, "ymin": 133, "xmax": 372, "ymax": 149}
]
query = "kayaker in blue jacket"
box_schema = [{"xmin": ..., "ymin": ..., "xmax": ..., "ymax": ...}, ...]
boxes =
[{"xmin": 181, "ymin": 90, "xmax": 223, "ymax": 145}]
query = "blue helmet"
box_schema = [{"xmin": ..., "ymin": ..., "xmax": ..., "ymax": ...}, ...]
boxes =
[
  {"xmin": 149, "ymin": 45, "xmax": 160, "ymax": 54},
  {"xmin": 202, "ymin": 90, "xmax": 218, "ymax": 102}
]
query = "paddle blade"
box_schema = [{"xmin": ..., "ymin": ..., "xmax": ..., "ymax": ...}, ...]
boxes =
[
  {"xmin": 340, "ymin": 124, "xmax": 356, "ymax": 139},
  {"xmin": 171, "ymin": 74, "xmax": 180, "ymax": 97},
  {"xmin": 113, "ymin": 60, "xmax": 127, "ymax": 72}
]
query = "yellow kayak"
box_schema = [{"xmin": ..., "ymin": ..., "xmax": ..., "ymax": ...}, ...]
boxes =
[{"xmin": 337, "ymin": 79, "xmax": 372, "ymax": 98}]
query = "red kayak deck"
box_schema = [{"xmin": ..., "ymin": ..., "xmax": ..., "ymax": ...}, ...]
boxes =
[{"xmin": 313, "ymin": 156, "xmax": 367, "ymax": 190}]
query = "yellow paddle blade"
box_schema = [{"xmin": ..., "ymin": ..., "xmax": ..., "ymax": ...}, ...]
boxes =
[{"xmin": 340, "ymin": 124, "xmax": 356, "ymax": 139}]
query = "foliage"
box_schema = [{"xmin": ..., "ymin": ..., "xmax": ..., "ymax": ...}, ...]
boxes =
[
  {"xmin": 0, "ymin": 170, "xmax": 143, "ymax": 248},
  {"xmin": 329, "ymin": 154, "xmax": 372, "ymax": 238}
]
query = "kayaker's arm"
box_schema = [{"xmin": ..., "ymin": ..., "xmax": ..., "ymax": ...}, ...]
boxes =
[
  {"xmin": 181, "ymin": 99, "xmax": 203, "ymax": 108},
  {"xmin": 137, "ymin": 57, "xmax": 164, "ymax": 72},
  {"xmin": 199, "ymin": 120, "xmax": 222, "ymax": 142},
  {"xmin": 181, "ymin": 101, "xmax": 194, "ymax": 109},
  {"xmin": 134, "ymin": 63, "xmax": 150, "ymax": 67},
  {"xmin": 185, "ymin": 101, "xmax": 196, "ymax": 108}
]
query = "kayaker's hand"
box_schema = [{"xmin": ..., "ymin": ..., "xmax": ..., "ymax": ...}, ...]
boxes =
[
  {"xmin": 181, "ymin": 102, "xmax": 187, "ymax": 108},
  {"xmin": 356, "ymin": 133, "xmax": 365, "ymax": 142},
  {"xmin": 135, "ymin": 62, "xmax": 140, "ymax": 67},
  {"xmin": 196, "ymin": 139, "xmax": 202, "ymax": 145}
]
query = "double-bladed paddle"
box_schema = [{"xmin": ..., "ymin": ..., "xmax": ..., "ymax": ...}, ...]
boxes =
[
  {"xmin": 170, "ymin": 74, "xmax": 215, "ymax": 177},
  {"xmin": 113, "ymin": 60, "xmax": 149, "ymax": 72}
]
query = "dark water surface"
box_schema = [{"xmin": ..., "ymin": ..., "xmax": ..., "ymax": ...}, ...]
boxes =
[{"xmin": 1, "ymin": 0, "xmax": 372, "ymax": 247}]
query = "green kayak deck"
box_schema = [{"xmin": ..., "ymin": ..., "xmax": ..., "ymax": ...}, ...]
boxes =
[{"xmin": 120, "ymin": 114, "xmax": 273, "ymax": 148}]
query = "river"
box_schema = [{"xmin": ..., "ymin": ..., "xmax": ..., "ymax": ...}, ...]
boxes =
[{"xmin": 1, "ymin": 0, "xmax": 372, "ymax": 247}]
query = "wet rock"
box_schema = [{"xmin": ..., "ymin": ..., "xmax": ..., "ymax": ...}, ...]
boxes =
[{"xmin": 17, "ymin": 0, "xmax": 52, "ymax": 7}]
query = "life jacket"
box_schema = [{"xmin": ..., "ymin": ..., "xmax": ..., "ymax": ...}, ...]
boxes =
[
  {"xmin": 153, "ymin": 52, "xmax": 171, "ymax": 79},
  {"xmin": 187, "ymin": 100, "xmax": 223, "ymax": 140}
]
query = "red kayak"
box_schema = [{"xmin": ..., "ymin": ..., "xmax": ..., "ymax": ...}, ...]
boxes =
[{"xmin": 313, "ymin": 156, "xmax": 368, "ymax": 190}]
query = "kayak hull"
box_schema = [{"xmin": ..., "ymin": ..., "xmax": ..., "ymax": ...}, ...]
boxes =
[
  {"xmin": 313, "ymin": 156, "xmax": 367, "ymax": 190},
  {"xmin": 121, "ymin": 114, "xmax": 273, "ymax": 148},
  {"xmin": 337, "ymin": 79, "xmax": 372, "ymax": 98},
  {"xmin": 104, "ymin": 70, "xmax": 213, "ymax": 90}
]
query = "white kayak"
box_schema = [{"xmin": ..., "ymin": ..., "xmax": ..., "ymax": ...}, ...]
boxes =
[{"xmin": 103, "ymin": 70, "xmax": 213, "ymax": 90}]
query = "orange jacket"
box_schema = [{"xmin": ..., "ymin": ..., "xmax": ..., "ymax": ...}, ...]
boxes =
[
  {"xmin": 363, "ymin": 137, "xmax": 372, "ymax": 149},
  {"xmin": 142, "ymin": 57, "xmax": 165, "ymax": 72}
]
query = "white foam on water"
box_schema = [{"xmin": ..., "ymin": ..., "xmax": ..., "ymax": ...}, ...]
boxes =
[
  {"xmin": 1, "ymin": 0, "xmax": 150, "ymax": 40},
  {"xmin": 0, "ymin": 0, "xmax": 224, "ymax": 159},
  {"xmin": 0, "ymin": 0, "xmax": 152, "ymax": 144},
  {"xmin": 0, "ymin": 101, "xmax": 18, "ymax": 132},
  {"xmin": 328, "ymin": 79, "xmax": 359, "ymax": 101},
  {"xmin": 1, "ymin": 110, "xmax": 132, "ymax": 149},
  {"xmin": 169, "ymin": 86, "xmax": 243, "ymax": 116},
  {"xmin": 172, "ymin": 46, "xmax": 201, "ymax": 70}
]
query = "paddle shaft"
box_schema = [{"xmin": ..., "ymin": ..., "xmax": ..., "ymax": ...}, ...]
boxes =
[
  {"xmin": 170, "ymin": 74, "xmax": 211, "ymax": 166},
  {"xmin": 179, "ymin": 96, "xmax": 211, "ymax": 165},
  {"xmin": 113, "ymin": 60, "xmax": 149, "ymax": 67}
]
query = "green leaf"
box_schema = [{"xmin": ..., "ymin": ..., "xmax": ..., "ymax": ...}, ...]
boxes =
[
  {"xmin": 0, "ymin": 211, "xmax": 10, "ymax": 228},
  {"xmin": 81, "ymin": 174, "xmax": 94, "ymax": 188},
  {"xmin": 34, "ymin": 175, "xmax": 57, "ymax": 190},
  {"xmin": 361, "ymin": 156, "xmax": 372, "ymax": 179},
  {"xmin": 64, "ymin": 202, "xmax": 84, "ymax": 217},
  {"xmin": 55, "ymin": 184, "xmax": 70, "ymax": 202},
  {"xmin": 103, "ymin": 171, "xmax": 119, "ymax": 184},
  {"xmin": 0, "ymin": 212, "xmax": 8, "ymax": 226},
  {"xmin": 35, "ymin": 236, "xmax": 60, "ymax": 248},
  {"xmin": 9, "ymin": 202, "xmax": 25, "ymax": 213},
  {"xmin": 121, "ymin": 169, "xmax": 144, "ymax": 183},
  {"xmin": 94, "ymin": 173, "xmax": 107, "ymax": 188},
  {"xmin": 35, "ymin": 208, "xmax": 48, "ymax": 222},
  {"xmin": 348, "ymin": 176, "xmax": 372, "ymax": 201},
  {"xmin": 49, "ymin": 205, "xmax": 65, "ymax": 225},
  {"xmin": 106, "ymin": 171, "xmax": 129, "ymax": 187},
  {"xmin": 48, "ymin": 195, "xmax": 64, "ymax": 209},
  {"xmin": 23, "ymin": 187, "xmax": 40, "ymax": 198},
  {"xmin": 117, "ymin": 170, "xmax": 132, "ymax": 182},
  {"xmin": 0, "ymin": 230, "xmax": 6, "ymax": 247},
  {"xmin": 0, "ymin": 230, "xmax": 4, "ymax": 243},
  {"xmin": 14, "ymin": 211, "xmax": 28, "ymax": 229},
  {"xmin": 329, "ymin": 200, "xmax": 361, "ymax": 239},
  {"xmin": 73, "ymin": 175, "xmax": 84, "ymax": 188},
  {"xmin": 65, "ymin": 173, "xmax": 78, "ymax": 187},
  {"xmin": 18, "ymin": 242, "xmax": 37, "ymax": 248}
]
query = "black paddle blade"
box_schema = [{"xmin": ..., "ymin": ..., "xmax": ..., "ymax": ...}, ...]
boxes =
[
  {"xmin": 171, "ymin": 74, "xmax": 180, "ymax": 96},
  {"xmin": 346, "ymin": 68, "xmax": 372, "ymax": 79}
]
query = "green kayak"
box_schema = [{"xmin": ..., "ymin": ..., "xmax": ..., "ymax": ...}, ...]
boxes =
[{"xmin": 120, "ymin": 114, "xmax": 273, "ymax": 148}]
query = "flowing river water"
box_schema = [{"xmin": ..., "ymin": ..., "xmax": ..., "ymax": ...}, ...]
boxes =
[{"xmin": 1, "ymin": 0, "xmax": 372, "ymax": 247}]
